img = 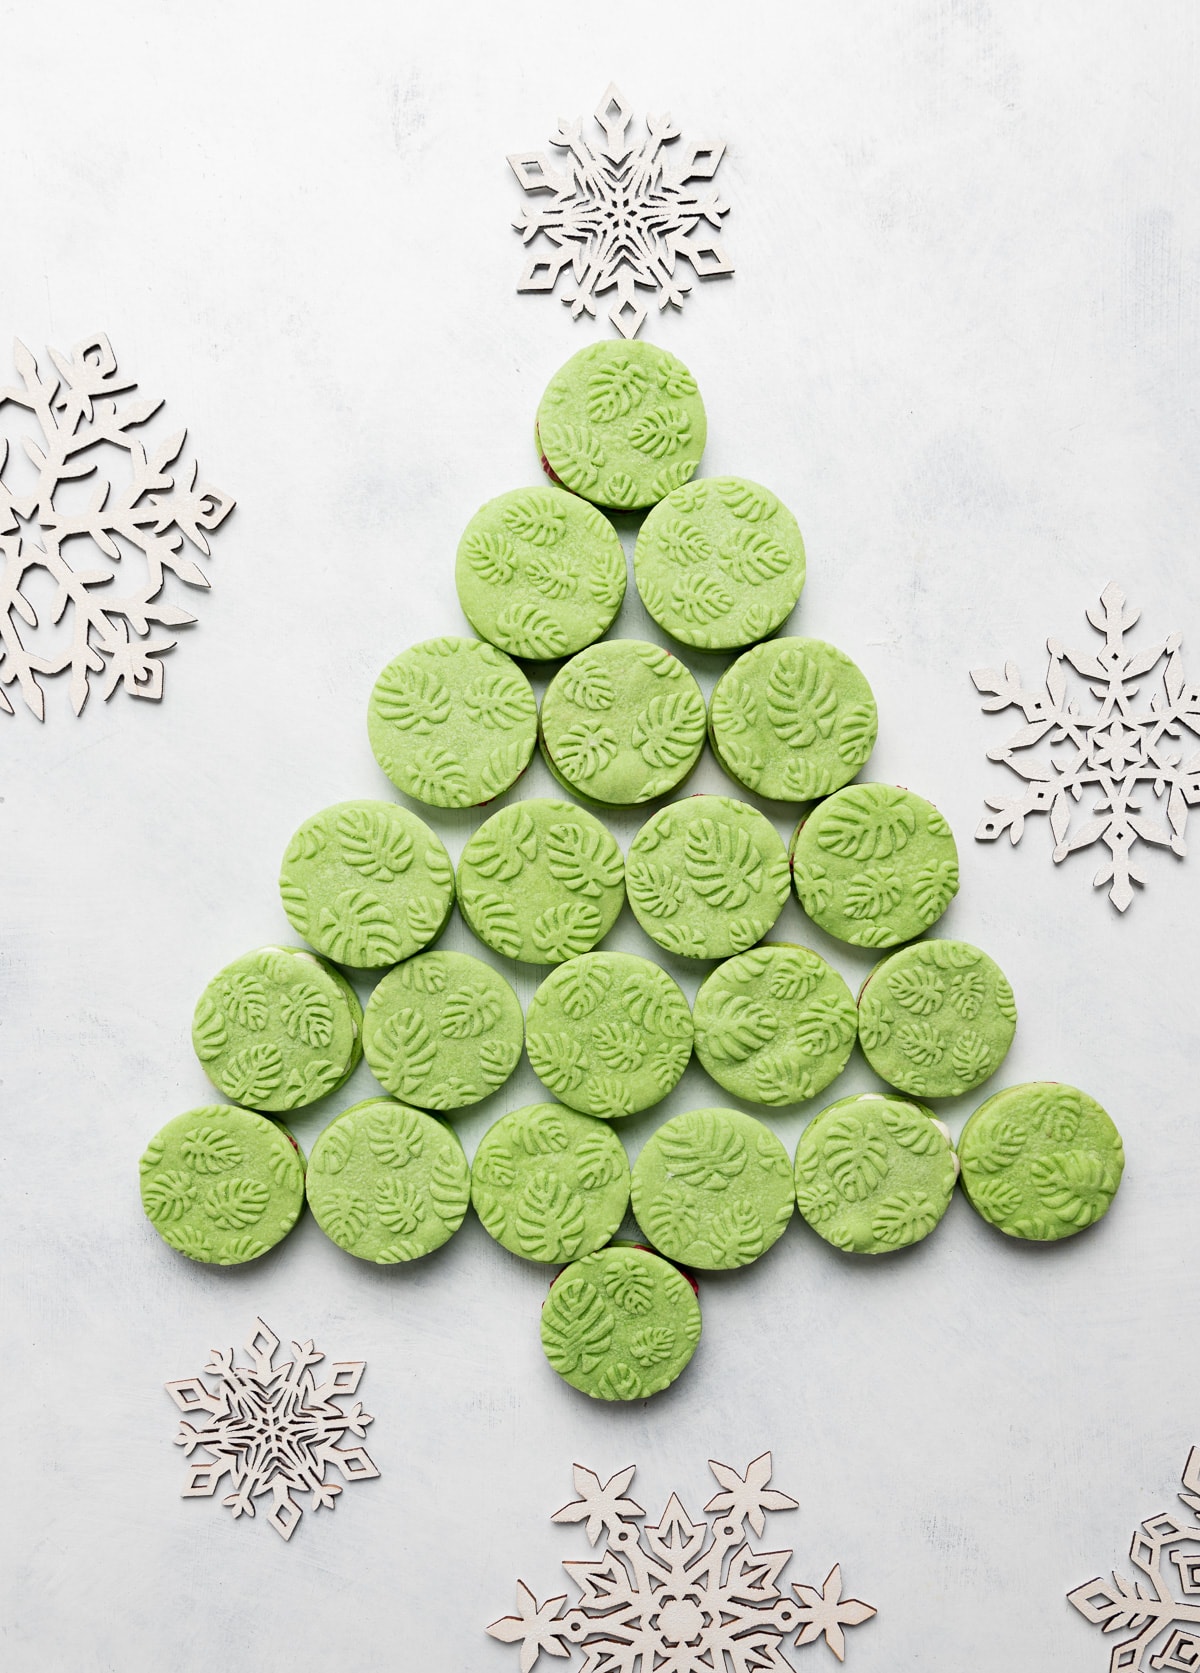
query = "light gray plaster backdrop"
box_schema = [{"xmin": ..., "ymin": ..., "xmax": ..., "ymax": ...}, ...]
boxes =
[{"xmin": 2, "ymin": 2, "xmax": 1198, "ymax": 1669}]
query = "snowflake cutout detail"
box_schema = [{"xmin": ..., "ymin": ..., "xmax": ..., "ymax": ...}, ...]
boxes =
[
  {"xmin": 973, "ymin": 583, "xmax": 1200, "ymax": 909},
  {"xmin": 165, "ymin": 1317, "xmax": 378, "ymax": 1541},
  {"xmin": 0, "ymin": 333, "xmax": 233, "ymax": 719},
  {"xmin": 488, "ymin": 1455, "xmax": 877, "ymax": 1670},
  {"xmin": 1069, "ymin": 1447, "xmax": 1200, "ymax": 1670},
  {"xmin": 508, "ymin": 84, "xmax": 732, "ymax": 339}
]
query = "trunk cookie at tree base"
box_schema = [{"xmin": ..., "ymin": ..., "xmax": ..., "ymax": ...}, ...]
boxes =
[
  {"xmin": 457, "ymin": 798, "xmax": 625, "ymax": 964},
  {"xmin": 790, "ymin": 784, "xmax": 959, "ymax": 949},
  {"xmin": 306, "ymin": 1097, "xmax": 470, "ymax": 1264},
  {"xmin": 363, "ymin": 950, "xmax": 523, "ymax": 1112},
  {"xmin": 278, "ymin": 800, "xmax": 455, "ymax": 970},
  {"xmin": 535, "ymin": 341, "xmax": 706, "ymax": 511},
  {"xmin": 626, "ymin": 794, "xmax": 790, "ymax": 959},
  {"xmin": 631, "ymin": 1108, "xmax": 794, "ymax": 1271},
  {"xmin": 455, "ymin": 487, "xmax": 625, "ymax": 660},
  {"xmin": 540, "ymin": 640, "xmax": 706, "ymax": 806},
  {"xmin": 709, "ymin": 637, "xmax": 877, "ymax": 800},
  {"xmin": 857, "ymin": 940, "xmax": 1017, "ymax": 1098},
  {"xmin": 192, "ymin": 945, "xmax": 363, "ymax": 1113},
  {"xmin": 470, "ymin": 1103, "xmax": 630, "ymax": 1263},
  {"xmin": 957, "ymin": 1082, "xmax": 1124, "ymax": 1241},
  {"xmin": 525, "ymin": 951, "xmax": 693, "ymax": 1118},
  {"xmin": 634, "ymin": 477, "xmax": 806, "ymax": 651},
  {"xmin": 368, "ymin": 636, "xmax": 537, "ymax": 808},
  {"xmin": 540, "ymin": 1243, "xmax": 702, "ymax": 1401},
  {"xmin": 793, "ymin": 1093, "xmax": 957, "ymax": 1255},
  {"xmin": 692, "ymin": 944, "xmax": 857, "ymax": 1107},
  {"xmin": 139, "ymin": 1105, "xmax": 306, "ymax": 1266}
]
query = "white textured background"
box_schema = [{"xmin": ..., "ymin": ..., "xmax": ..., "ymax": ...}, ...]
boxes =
[{"xmin": 2, "ymin": 2, "xmax": 1198, "ymax": 1668}]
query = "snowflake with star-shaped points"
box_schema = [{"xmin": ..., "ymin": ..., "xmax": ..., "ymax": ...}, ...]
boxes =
[
  {"xmin": 488, "ymin": 1455, "xmax": 876, "ymax": 1670},
  {"xmin": 973, "ymin": 584, "xmax": 1200, "ymax": 909}
]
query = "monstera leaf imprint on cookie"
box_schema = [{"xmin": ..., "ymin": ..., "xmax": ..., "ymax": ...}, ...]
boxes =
[
  {"xmin": 363, "ymin": 950, "xmax": 523, "ymax": 1111},
  {"xmin": 471, "ymin": 1104, "xmax": 630, "ymax": 1262},
  {"xmin": 858, "ymin": 940, "xmax": 1017, "ymax": 1097},
  {"xmin": 540, "ymin": 1243, "xmax": 702, "ymax": 1400}
]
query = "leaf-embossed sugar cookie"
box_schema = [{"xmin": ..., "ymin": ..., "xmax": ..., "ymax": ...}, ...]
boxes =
[
  {"xmin": 631, "ymin": 1107, "xmax": 794, "ymax": 1270},
  {"xmin": 790, "ymin": 784, "xmax": 959, "ymax": 948},
  {"xmin": 793, "ymin": 1093, "xmax": 958, "ymax": 1254},
  {"xmin": 368, "ymin": 636, "xmax": 537, "ymax": 808},
  {"xmin": 536, "ymin": 341, "xmax": 707, "ymax": 510},
  {"xmin": 857, "ymin": 940, "xmax": 1017, "ymax": 1097},
  {"xmin": 457, "ymin": 798, "xmax": 624, "ymax": 964},
  {"xmin": 526, "ymin": 951, "xmax": 693, "ymax": 1117},
  {"xmin": 305, "ymin": 1097, "xmax": 470, "ymax": 1263},
  {"xmin": 471, "ymin": 1103, "xmax": 630, "ymax": 1263},
  {"xmin": 539, "ymin": 1243, "xmax": 702, "ymax": 1400},
  {"xmin": 541, "ymin": 640, "xmax": 706, "ymax": 805},
  {"xmin": 957, "ymin": 1082, "xmax": 1124, "ymax": 1241},
  {"xmin": 363, "ymin": 950, "xmax": 523, "ymax": 1111}
]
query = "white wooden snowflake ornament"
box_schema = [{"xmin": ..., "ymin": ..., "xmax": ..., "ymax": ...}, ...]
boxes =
[
  {"xmin": 488, "ymin": 1455, "xmax": 877, "ymax": 1670},
  {"xmin": 0, "ymin": 333, "xmax": 233, "ymax": 718},
  {"xmin": 973, "ymin": 584, "xmax": 1200, "ymax": 909},
  {"xmin": 165, "ymin": 1318, "xmax": 378, "ymax": 1541},
  {"xmin": 508, "ymin": 85, "xmax": 733, "ymax": 339}
]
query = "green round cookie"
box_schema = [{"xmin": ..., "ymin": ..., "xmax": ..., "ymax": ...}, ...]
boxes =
[
  {"xmin": 368, "ymin": 636, "xmax": 537, "ymax": 808},
  {"xmin": 192, "ymin": 946, "xmax": 362, "ymax": 1113},
  {"xmin": 540, "ymin": 1243, "xmax": 702, "ymax": 1401},
  {"xmin": 631, "ymin": 1108, "xmax": 794, "ymax": 1270},
  {"xmin": 457, "ymin": 798, "xmax": 624, "ymax": 964},
  {"xmin": 536, "ymin": 341, "xmax": 706, "ymax": 511},
  {"xmin": 362, "ymin": 950, "xmax": 523, "ymax": 1111},
  {"xmin": 633, "ymin": 477, "xmax": 806, "ymax": 650},
  {"xmin": 692, "ymin": 944, "xmax": 857, "ymax": 1106},
  {"xmin": 455, "ymin": 487, "xmax": 625, "ymax": 660},
  {"xmin": 540, "ymin": 640, "xmax": 706, "ymax": 806},
  {"xmin": 525, "ymin": 952, "xmax": 693, "ymax": 1118},
  {"xmin": 470, "ymin": 1103, "xmax": 630, "ymax": 1263},
  {"xmin": 793, "ymin": 1093, "xmax": 957, "ymax": 1254},
  {"xmin": 279, "ymin": 800, "xmax": 455, "ymax": 969},
  {"xmin": 709, "ymin": 638, "xmax": 877, "ymax": 800},
  {"xmin": 139, "ymin": 1105, "xmax": 306, "ymax": 1265},
  {"xmin": 626, "ymin": 795, "xmax": 790, "ymax": 959},
  {"xmin": 957, "ymin": 1082, "xmax": 1124, "ymax": 1242},
  {"xmin": 790, "ymin": 785, "xmax": 959, "ymax": 949},
  {"xmin": 858, "ymin": 940, "xmax": 1017, "ymax": 1098},
  {"xmin": 305, "ymin": 1097, "xmax": 470, "ymax": 1263}
]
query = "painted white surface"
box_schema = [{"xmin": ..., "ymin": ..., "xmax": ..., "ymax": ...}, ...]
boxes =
[{"xmin": 2, "ymin": 2, "xmax": 1198, "ymax": 1667}]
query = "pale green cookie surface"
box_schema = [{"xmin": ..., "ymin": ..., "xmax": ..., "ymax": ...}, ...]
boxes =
[
  {"xmin": 858, "ymin": 940, "xmax": 1017, "ymax": 1097},
  {"xmin": 626, "ymin": 795, "xmax": 790, "ymax": 959},
  {"xmin": 793, "ymin": 1093, "xmax": 957, "ymax": 1255},
  {"xmin": 457, "ymin": 798, "xmax": 624, "ymax": 964},
  {"xmin": 470, "ymin": 1103, "xmax": 630, "ymax": 1262},
  {"xmin": 709, "ymin": 638, "xmax": 877, "ymax": 800},
  {"xmin": 693, "ymin": 944, "xmax": 857, "ymax": 1106},
  {"xmin": 536, "ymin": 341, "xmax": 706, "ymax": 511},
  {"xmin": 631, "ymin": 1108, "xmax": 794, "ymax": 1271},
  {"xmin": 139, "ymin": 1105, "xmax": 306, "ymax": 1265},
  {"xmin": 957, "ymin": 1082, "xmax": 1124, "ymax": 1242},
  {"xmin": 192, "ymin": 946, "xmax": 362, "ymax": 1113},
  {"xmin": 634, "ymin": 477, "xmax": 806, "ymax": 650},
  {"xmin": 368, "ymin": 636, "xmax": 537, "ymax": 808},
  {"xmin": 790, "ymin": 785, "xmax": 959, "ymax": 948},
  {"xmin": 455, "ymin": 487, "xmax": 625, "ymax": 659},
  {"xmin": 305, "ymin": 1098, "xmax": 470, "ymax": 1263},
  {"xmin": 279, "ymin": 800, "xmax": 454, "ymax": 969},
  {"xmin": 540, "ymin": 1244, "xmax": 702, "ymax": 1400},
  {"xmin": 363, "ymin": 951, "xmax": 523, "ymax": 1111},
  {"xmin": 541, "ymin": 640, "xmax": 706, "ymax": 806},
  {"xmin": 525, "ymin": 952, "xmax": 693, "ymax": 1118}
]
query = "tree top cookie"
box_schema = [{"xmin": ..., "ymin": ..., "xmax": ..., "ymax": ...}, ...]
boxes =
[
  {"xmin": 540, "ymin": 1243, "xmax": 702, "ymax": 1400},
  {"xmin": 363, "ymin": 950, "xmax": 523, "ymax": 1111},
  {"xmin": 471, "ymin": 1103, "xmax": 630, "ymax": 1264},
  {"xmin": 858, "ymin": 940, "xmax": 1017, "ymax": 1098}
]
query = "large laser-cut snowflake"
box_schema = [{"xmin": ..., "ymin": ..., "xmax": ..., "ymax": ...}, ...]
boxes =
[
  {"xmin": 488, "ymin": 1455, "xmax": 877, "ymax": 1670},
  {"xmin": 973, "ymin": 584, "xmax": 1200, "ymax": 909},
  {"xmin": 508, "ymin": 85, "xmax": 733, "ymax": 339},
  {"xmin": 165, "ymin": 1318, "xmax": 378, "ymax": 1541},
  {"xmin": 0, "ymin": 333, "xmax": 233, "ymax": 719},
  {"xmin": 1069, "ymin": 1447, "xmax": 1200, "ymax": 1670}
]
